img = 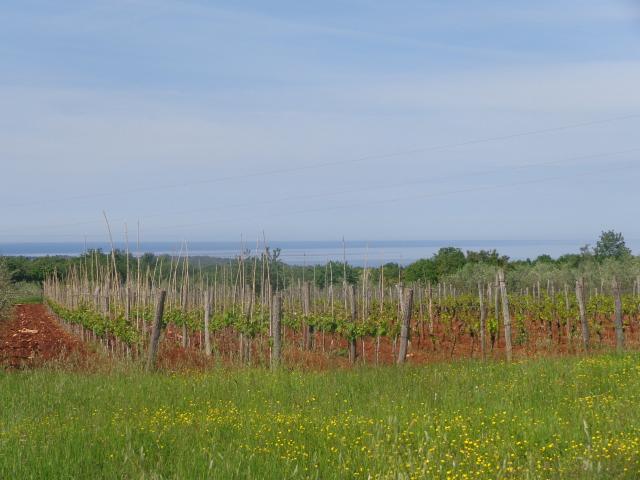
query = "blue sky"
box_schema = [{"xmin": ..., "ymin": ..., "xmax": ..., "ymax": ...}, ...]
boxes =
[{"xmin": 1, "ymin": 0, "xmax": 640, "ymax": 249}]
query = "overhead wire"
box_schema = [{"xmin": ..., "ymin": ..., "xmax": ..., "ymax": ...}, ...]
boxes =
[
  {"xmin": 0, "ymin": 144, "xmax": 638, "ymax": 237},
  {"xmin": 11, "ymin": 157, "xmax": 632, "ymax": 239},
  {"xmin": 3, "ymin": 112, "xmax": 639, "ymax": 209}
]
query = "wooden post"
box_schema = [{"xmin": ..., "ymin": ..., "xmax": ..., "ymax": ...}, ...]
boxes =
[
  {"xmin": 612, "ymin": 276, "xmax": 625, "ymax": 351},
  {"xmin": 303, "ymin": 281, "xmax": 313, "ymax": 350},
  {"xmin": 478, "ymin": 282, "xmax": 486, "ymax": 360},
  {"xmin": 497, "ymin": 269, "xmax": 512, "ymax": 362},
  {"xmin": 493, "ymin": 279, "xmax": 500, "ymax": 344},
  {"xmin": 271, "ymin": 294, "xmax": 282, "ymax": 370},
  {"xmin": 397, "ymin": 288, "xmax": 414, "ymax": 364},
  {"xmin": 348, "ymin": 284, "xmax": 357, "ymax": 363},
  {"xmin": 93, "ymin": 286, "xmax": 100, "ymax": 309},
  {"xmin": 125, "ymin": 286, "xmax": 131, "ymax": 322},
  {"xmin": 576, "ymin": 278, "xmax": 589, "ymax": 351},
  {"xmin": 204, "ymin": 290, "xmax": 212, "ymax": 357},
  {"xmin": 427, "ymin": 283, "xmax": 434, "ymax": 335},
  {"xmin": 181, "ymin": 285, "xmax": 189, "ymax": 348},
  {"xmin": 564, "ymin": 283, "xmax": 571, "ymax": 346},
  {"xmin": 146, "ymin": 290, "xmax": 167, "ymax": 371}
]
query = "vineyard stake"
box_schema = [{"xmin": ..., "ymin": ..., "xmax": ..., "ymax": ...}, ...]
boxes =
[
  {"xmin": 397, "ymin": 288, "xmax": 414, "ymax": 364},
  {"xmin": 146, "ymin": 290, "xmax": 167, "ymax": 371},
  {"xmin": 497, "ymin": 269, "xmax": 512, "ymax": 362},
  {"xmin": 575, "ymin": 278, "xmax": 589, "ymax": 352},
  {"xmin": 478, "ymin": 282, "xmax": 486, "ymax": 360},
  {"xmin": 612, "ymin": 276, "xmax": 625, "ymax": 351},
  {"xmin": 204, "ymin": 290, "xmax": 212, "ymax": 357},
  {"xmin": 271, "ymin": 293, "xmax": 282, "ymax": 370}
]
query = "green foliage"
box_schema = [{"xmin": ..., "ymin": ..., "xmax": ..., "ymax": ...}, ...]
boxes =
[
  {"xmin": 0, "ymin": 261, "xmax": 11, "ymax": 319},
  {"xmin": 0, "ymin": 260, "xmax": 42, "ymax": 314},
  {"xmin": 405, "ymin": 248, "xmax": 508, "ymax": 284},
  {"xmin": 7, "ymin": 231, "xmax": 640, "ymax": 295},
  {"xmin": 3, "ymin": 255, "xmax": 72, "ymax": 283},
  {"xmin": 466, "ymin": 249, "xmax": 509, "ymax": 266},
  {"xmin": 2, "ymin": 355, "xmax": 640, "ymax": 478},
  {"xmin": 313, "ymin": 261, "xmax": 360, "ymax": 288},
  {"xmin": 48, "ymin": 300, "xmax": 143, "ymax": 344},
  {"xmin": 535, "ymin": 254, "xmax": 554, "ymax": 264},
  {"xmin": 403, "ymin": 258, "xmax": 436, "ymax": 283},
  {"xmin": 556, "ymin": 253, "xmax": 583, "ymax": 268},
  {"xmin": 8, "ymin": 282, "xmax": 42, "ymax": 304},
  {"xmin": 594, "ymin": 230, "xmax": 632, "ymax": 260},
  {"xmin": 433, "ymin": 247, "xmax": 466, "ymax": 278},
  {"xmin": 440, "ymin": 262, "xmax": 496, "ymax": 291}
]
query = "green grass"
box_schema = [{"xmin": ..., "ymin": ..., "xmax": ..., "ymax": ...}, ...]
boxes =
[
  {"xmin": 10, "ymin": 295, "xmax": 43, "ymax": 305},
  {"xmin": 1, "ymin": 354, "xmax": 640, "ymax": 479},
  {"xmin": 6, "ymin": 282, "xmax": 43, "ymax": 306}
]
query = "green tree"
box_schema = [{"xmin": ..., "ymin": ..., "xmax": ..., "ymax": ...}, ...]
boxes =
[
  {"xmin": 556, "ymin": 253, "xmax": 582, "ymax": 269},
  {"xmin": 594, "ymin": 230, "xmax": 631, "ymax": 260},
  {"xmin": 466, "ymin": 249, "xmax": 509, "ymax": 266},
  {"xmin": 0, "ymin": 260, "xmax": 12, "ymax": 318},
  {"xmin": 314, "ymin": 261, "xmax": 360, "ymax": 288},
  {"xmin": 534, "ymin": 254, "xmax": 554, "ymax": 264},
  {"xmin": 404, "ymin": 258, "xmax": 437, "ymax": 284},
  {"xmin": 382, "ymin": 262, "xmax": 401, "ymax": 283},
  {"xmin": 433, "ymin": 247, "xmax": 466, "ymax": 279},
  {"xmin": 441, "ymin": 262, "xmax": 496, "ymax": 291}
]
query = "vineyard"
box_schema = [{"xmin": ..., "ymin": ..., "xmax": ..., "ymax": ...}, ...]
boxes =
[
  {"xmin": 42, "ymin": 248, "xmax": 640, "ymax": 368},
  {"xmin": 6, "ymin": 246, "xmax": 640, "ymax": 479},
  {"xmin": 2, "ymin": 247, "xmax": 640, "ymax": 479}
]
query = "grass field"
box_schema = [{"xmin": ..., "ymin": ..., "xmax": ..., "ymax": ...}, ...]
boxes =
[{"xmin": 1, "ymin": 354, "xmax": 639, "ymax": 479}]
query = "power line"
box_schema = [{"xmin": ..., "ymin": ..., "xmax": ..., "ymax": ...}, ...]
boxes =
[
  {"xmin": 117, "ymin": 146, "xmax": 640, "ymax": 222},
  {"xmin": 102, "ymin": 159, "xmax": 640, "ymax": 236},
  {"xmin": 3, "ymin": 112, "xmax": 639, "ymax": 210},
  {"xmin": 1, "ymin": 145, "xmax": 637, "ymax": 236}
]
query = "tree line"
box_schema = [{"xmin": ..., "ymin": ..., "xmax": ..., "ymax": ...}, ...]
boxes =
[{"xmin": 2, "ymin": 230, "xmax": 636, "ymax": 291}]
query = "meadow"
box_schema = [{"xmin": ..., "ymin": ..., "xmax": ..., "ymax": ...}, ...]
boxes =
[{"xmin": 1, "ymin": 354, "xmax": 640, "ymax": 479}]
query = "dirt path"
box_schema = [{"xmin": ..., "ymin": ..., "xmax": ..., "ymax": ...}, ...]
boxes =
[{"xmin": 0, "ymin": 304, "xmax": 90, "ymax": 369}]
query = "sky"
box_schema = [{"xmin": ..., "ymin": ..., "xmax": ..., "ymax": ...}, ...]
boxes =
[{"xmin": 1, "ymin": 0, "xmax": 640, "ymax": 250}]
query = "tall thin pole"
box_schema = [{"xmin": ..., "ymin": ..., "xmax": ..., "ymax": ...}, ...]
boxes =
[{"xmin": 497, "ymin": 269, "xmax": 512, "ymax": 362}]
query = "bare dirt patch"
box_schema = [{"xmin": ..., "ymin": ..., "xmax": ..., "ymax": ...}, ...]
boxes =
[{"xmin": 0, "ymin": 304, "xmax": 91, "ymax": 369}]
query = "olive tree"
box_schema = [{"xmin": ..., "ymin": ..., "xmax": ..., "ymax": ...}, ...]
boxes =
[{"xmin": 0, "ymin": 260, "xmax": 11, "ymax": 319}]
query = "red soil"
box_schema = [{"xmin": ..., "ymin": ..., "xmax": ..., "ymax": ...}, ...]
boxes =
[
  {"xmin": 3, "ymin": 303, "xmax": 637, "ymax": 371},
  {"xmin": 158, "ymin": 315, "xmax": 640, "ymax": 371},
  {"xmin": 0, "ymin": 304, "xmax": 91, "ymax": 369}
]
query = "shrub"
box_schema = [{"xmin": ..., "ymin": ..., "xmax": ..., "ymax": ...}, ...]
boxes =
[{"xmin": 0, "ymin": 260, "xmax": 11, "ymax": 319}]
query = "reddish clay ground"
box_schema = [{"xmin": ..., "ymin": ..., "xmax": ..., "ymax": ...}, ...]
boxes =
[
  {"xmin": 161, "ymin": 317, "xmax": 640, "ymax": 371},
  {"xmin": 0, "ymin": 304, "xmax": 91, "ymax": 369},
  {"xmin": 159, "ymin": 310, "xmax": 640, "ymax": 371},
  {"xmin": 3, "ymin": 304, "xmax": 638, "ymax": 371}
]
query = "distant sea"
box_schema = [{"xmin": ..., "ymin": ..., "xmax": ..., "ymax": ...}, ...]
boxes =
[{"xmin": 2, "ymin": 239, "xmax": 635, "ymax": 266}]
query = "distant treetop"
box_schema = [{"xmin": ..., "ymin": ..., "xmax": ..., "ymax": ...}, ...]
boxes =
[{"xmin": 594, "ymin": 230, "xmax": 632, "ymax": 260}]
